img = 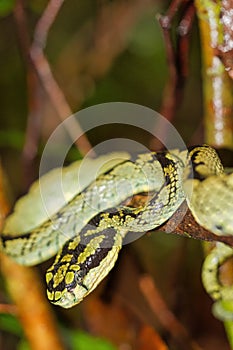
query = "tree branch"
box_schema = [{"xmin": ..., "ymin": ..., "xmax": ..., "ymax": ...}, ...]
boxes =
[{"xmin": 0, "ymin": 165, "xmax": 65, "ymax": 350}]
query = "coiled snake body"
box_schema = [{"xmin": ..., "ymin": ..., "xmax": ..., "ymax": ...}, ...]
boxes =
[{"xmin": 1, "ymin": 145, "xmax": 233, "ymax": 309}]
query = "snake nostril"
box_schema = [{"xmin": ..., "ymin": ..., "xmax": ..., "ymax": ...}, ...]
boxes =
[{"xmin": 214, "ymin": 224, "xmax": 223, "ymax": 232}]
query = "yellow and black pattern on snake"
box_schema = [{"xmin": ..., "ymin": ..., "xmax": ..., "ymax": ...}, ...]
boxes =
[
  {"xmin": 46, "ymin": 224, "xmax": 123, "ymax": 308},
  {"xmin": 1, "ymin": 144, "xmax": 233, "ymax": 309},
  {"xmin": 0, "ymin": 150, "xmax": 186, "ymax": 266},
  {"xmin": 45, "ymin": 152, "xmax": 186, "ymax": 307}
]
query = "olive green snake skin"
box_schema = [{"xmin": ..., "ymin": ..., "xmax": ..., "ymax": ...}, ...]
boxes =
[{"xmin": 1, "ymin": 145, "xmax": 233, "ymax": 310}]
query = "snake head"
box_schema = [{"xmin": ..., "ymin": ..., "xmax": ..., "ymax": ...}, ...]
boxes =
[{"xmin": 45, "ymin": 232, "xmax": 122, "ymax": 308}]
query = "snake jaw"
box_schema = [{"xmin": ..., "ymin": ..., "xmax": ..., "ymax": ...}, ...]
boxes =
[{"xmin": 50, "ymin": 285, "xmax": 87, "ymax": 309}]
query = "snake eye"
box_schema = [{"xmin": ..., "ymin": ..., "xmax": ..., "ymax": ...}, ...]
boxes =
[
  {"xmin": 74, "ymin": 269, "xmax": 89, "ymax": 291},
  {"xmin": 66, "ymin": 269, "xmax": 86, "ymax": 291},
  {"xmin": 75, "ymin": 271, "xmax": 89, "ymax": 291}
]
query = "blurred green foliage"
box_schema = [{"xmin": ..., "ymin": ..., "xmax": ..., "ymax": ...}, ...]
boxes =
[
  {"xmin": 0, "ymin": 1, "xmax": 202, "ymax": 148},
  {"xmin": 0, "ymin": 0, "xmax": 15, "ymax": 17},
  {"xmin": 0, "ymin": 313, "xmax": 116, "ymax": 350},
  {"xmin": 0, "ymin": 0, "xmax": 203, "ymax": 194},
  {"xmin": 68, "ymin": 330, "xmax": 117, "ymax": 350},
  {"xmin": 0, "ymin": 1, "xmax": 211, "ymax": 349},
  {"xmin": 0, "ymin": 314, "xmax": 23, "ymax": 337}
]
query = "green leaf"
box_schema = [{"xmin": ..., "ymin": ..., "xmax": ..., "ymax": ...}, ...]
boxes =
[
  {"xmin": 0, "ymin": 129, "xmax": 24, "ymax": 150},
  {"xmin": 0, "ymin": 313, "xmax": 23, "ymax": 336},
  {"xmin": 70, "ymin": 330, "xmax": 117, "ymax": 350},
  {"xmin": 0, "ymin": 0, "xmax": 15, "ymax": 16},
  {"xmin": 17, "ymin": 339, "xmax": 31, "ymax": 350}
]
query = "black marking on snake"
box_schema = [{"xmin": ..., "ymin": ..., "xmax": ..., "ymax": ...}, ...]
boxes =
[
  {"xmin": 158, "ymin": 155, "xmax": 178, "ymax": 187},
  {"xmin": 0, "ymin": 155, "xmax": 147, "ymax": 251},
  {"xmin": 48, "ymin": 230, "xmax": 115, "ymax": 293},
  {"xmin": 155, "ymin": 153, "xmax": 174, "ymax": 172},
  {"xmin": 54, "ymin": 242, "xmax": 86, "ymax": 271},
  {"xmin": 97, "ymin": 159, "xmax": 129, "ymax": 176},
  {"xmin": 77, "ymin": 230, "xmax": 115, "ymax": 274},
  {"xmin": 188, "ymin": 145, "xmax": 209, "ymax": 181},
  {"xmin": 1, "ymin": 232, "xmax": 31, "ymax": 247},
  {"xmin": 49, "ymin": 277, "xmax": 66, "ymax": 293},
  {"xmin": 79, "ymin": 154, "xmax": 181, "ymax": 230},
  {"xmin": 6, "ymin": 159, "xmax": 130, "ymax": 250},
  {"xmin": 82, "ymin": 214, "xmax": 99, "ymax": 228},
  {"xmin": 188, "ymin": 145, "xmax": 209, "ymax": 152},
  {"xmin": 0, "ymin": 151, "xmax": 176, "ymax": 255},
  {"xmin": 87, "ymin": 209, "xmax": 115, "ymax": 227}
]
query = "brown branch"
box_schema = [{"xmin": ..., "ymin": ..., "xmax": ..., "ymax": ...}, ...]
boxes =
[
  {"xmin": 0, "ymin": 256, "xmax": 65, "ymax": 350},
  {"xmin": 14, "ymin": 0, "xmax": 94, "ymax": 171},
  {"xmin": 177, "ymin": 2, "xmax": 195, "ymax": 79},
  {"xmin": 158, "ymin": 201, "xmax": 233, "ymax": 248},
  {"xmin": 158, "ymin": 0, "xmax": 194, "ymax": 120},
  {"xmin": 158, "ymin": 0, "xmax": 184, "ymax": 121},
  {"xmin": 29, "ymin": 0, "xmax": 93, "ymax": 156},
  {"xmin": 33, "ymin": 0, "xmax": 65, "ymax": 48},
  {"xmin": 0, "ymin": 304, "xmax": 17, "ymax": 315},
  {"xmin": 30, "ymin": 48, "xmax": 93, "ymax": 152},
  {"xmin": 0, "ymin": 164, "xmax": 65, "ymax": 349},
  {"xmin": 15, "ymin": 0, "xmax": 91, "ymax": 155},
  {"xmin": 15, "ymin": 0, "xmax": 156, "ymax": 162},
  {"xmin": 127, "ymin": 192, "xmax": 233, "ymax": 247}
]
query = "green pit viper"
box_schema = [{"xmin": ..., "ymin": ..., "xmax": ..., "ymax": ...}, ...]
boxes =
[{"xmin": 1, "ymin": 145, "xmax": 233, "ymax": 310}]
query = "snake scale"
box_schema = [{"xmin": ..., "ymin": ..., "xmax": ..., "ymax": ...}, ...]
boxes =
[{"xmin": 1, "ymin": 145, "xmax": 233, "ymax": 309}]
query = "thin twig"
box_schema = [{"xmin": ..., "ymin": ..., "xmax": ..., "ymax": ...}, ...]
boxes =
[
  {"xmin": 139, "ymin": 274, "xmax": 202, "ymax": 350},
  {"xmin": 33, "ymin": 0, "xmax": 65, "ymax": 48},
  {"xmin": 177, "ymin": 2, "xmax": 195, "ymax": 84},
  {"xmin": 151, "ymin": 0, "xmax": 194, "ymax": 150},
  {"xmin": 0, "ymin": 304, "xmax": 17, "ymax": 315},
  {"xmin": 30, "ymin": 48, "xmax": 94, "ymax": 153},
  {"xmin": 158, "ymin": 0, "xmax": 194, "ymax": 120},
  {"xmin": 30, "ymin": 0, "xmax": 94, "ymax": 156}
]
